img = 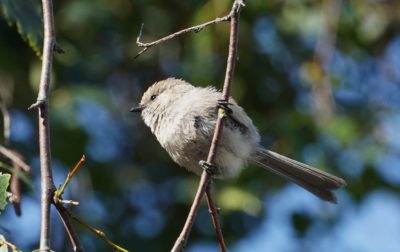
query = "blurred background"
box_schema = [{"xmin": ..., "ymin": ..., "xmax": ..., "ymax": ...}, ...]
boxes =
[{"xmin": 1, "ymin": 0, "xmax": 400, "ymax": 251}]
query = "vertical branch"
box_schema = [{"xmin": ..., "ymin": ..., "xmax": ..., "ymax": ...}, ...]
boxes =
[
  {"xmin": 30, "ymin": 3, "xmax": 84, "ymax": 250},
  {"xmin": 171, "ymin": 1, "xmax": 243, "ymax": 251},
  {"xmin": 29, "ymin": 0, "xmax": 57, "ymax": 250},
  {"xmin": 220, "ymin": 1, "xmax": 241, "ymax": 101}
]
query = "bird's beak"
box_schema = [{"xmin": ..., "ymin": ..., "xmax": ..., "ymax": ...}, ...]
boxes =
[{"xmin": 130, "ymin": 104, "xmax": 145, "ymax": 113}]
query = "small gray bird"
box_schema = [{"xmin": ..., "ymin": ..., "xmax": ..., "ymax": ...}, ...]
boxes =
[{"xmin": 131, "ymin": 78, "xmax": 346, "ymax": 203}]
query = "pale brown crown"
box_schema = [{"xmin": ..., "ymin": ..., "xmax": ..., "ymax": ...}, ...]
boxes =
[{"xmin": 140, "ymin": 78, "xmax": 191, "ymax": 106}]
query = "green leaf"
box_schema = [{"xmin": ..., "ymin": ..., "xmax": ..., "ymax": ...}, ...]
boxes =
[
  {"xmin": 0, "ymin": 173, "xmax": 11, "ymax": 213},
  {"xmin": 0, "ymin": 0, "xmax": 43, "ymax": 56}
]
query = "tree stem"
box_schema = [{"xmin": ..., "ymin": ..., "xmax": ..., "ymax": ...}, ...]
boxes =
[{"xmin": 35, "ymin": 0, "xmax": 56, "ymax": 250}]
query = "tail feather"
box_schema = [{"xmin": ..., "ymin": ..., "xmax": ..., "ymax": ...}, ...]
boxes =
[{"xmin": 251, "ymin": 147, "xmax": 346, "ymax": 203}]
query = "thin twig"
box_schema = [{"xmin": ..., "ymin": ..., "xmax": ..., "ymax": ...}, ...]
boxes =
[
  {"xmin": 56, "ymin": 207, "xmax": 84, "ymax": 251},
  {"xmin": 171, "ymin": 170, "xmax": 213, "ymax": 252},
  {"xmin": 54, "ymin": 204, "xmax": 84, "ymax": 252},
  {"xmin": 134, "ymin": 11, "xmax": 232, "ymax": 58},
  {"xmin": 0, "ymin": 145, "xmax": 31, "ymax": 173},
  {"xmin": 54, "ymin": 155, "xmax": 86, "ymax": 202},
  {"xmin": 205, "ymin": 186, "xmax": 226, "ymax": 252},
  {"xmin": 32, "ymin": 0, "xmax": 57, "ymax": 250},
  {"xmin": 68, "ymin": 210, "xmax": 129, "ymax": 252},
  {"xmin": 52, "ymin": 155, "xmax": 86, "ymax": 250},
  {"xmin": 58, "ymin": 199, "xmax": 79, "ymax": 206},
  {"xmin": 0, "ymin": 237, "xmax": 22, "ymax": 252},
  {"xmin": 171, "ymin": 1, "xmax": 243, "ymax": 251}
]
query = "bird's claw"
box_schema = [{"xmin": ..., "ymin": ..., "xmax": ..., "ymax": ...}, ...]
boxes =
[
  {"xmin": 217, "ymin": 100, "xmax": 233, "ymax": 114},
  {"xmin": 199, "ymin": 160, "xmax": 218, "ymax": 176}
]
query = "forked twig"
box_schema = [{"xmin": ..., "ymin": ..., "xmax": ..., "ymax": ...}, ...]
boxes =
[
  {"xmin": 68, "ymin": 210, "xmax": 129, "ymax": 252},
  {"xmin": 54, "ymin": 155, "xmax": 86, "ymax": 203},
  {"xmin": 53, "ymin": 155, "xmax": 86, "ymax": 251},
  {"xmin": 0, "ymin": 237, "xmax": 22, "ymax": 252},
  {"xmin": 205, "ymin": 186, "xmax": 226, "ymax": 251},
  {"xmin": 54, "ymin": 204, "xmax": 84, "ymax": 252},
  {"xmin": 135, "ymin": 7, "xmax": 234, "ymax": 58}
]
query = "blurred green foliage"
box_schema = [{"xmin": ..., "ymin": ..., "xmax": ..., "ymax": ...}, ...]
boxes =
[
  {"xmin": 1, "ymin": 0, "xmax": 400, "ymax": 251},
  {"xmin": 0, "ymin": 0, "xmax": 42, "ymax": 56}
]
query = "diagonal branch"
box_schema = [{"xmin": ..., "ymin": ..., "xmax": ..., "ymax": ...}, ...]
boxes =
[
  {"xmin": 67, "ymin": 210, "xmax": 129, "ymax": 252},
  {"xmin": 0, "ymin": 145, "xmax": 31, "ymax": 173},
  {"xmin": 54, "ymin": 204, "xmax": 84, "ymax": 252},
  {"xmin": 205, "ymin": 186, "xmax": 226, "ymax": 251},
  {"xmin": 171, "ymin": 1, "xmax": 244, "ymax": 251}
]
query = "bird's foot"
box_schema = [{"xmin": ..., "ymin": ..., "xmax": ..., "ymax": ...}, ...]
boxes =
[
  {"xmin": 199, "ymin": 160, "xmax": 218, "ymax": 176},
  {"xmin": 217, "ymin": 100, "xmax": 233, "ymax": 114}
]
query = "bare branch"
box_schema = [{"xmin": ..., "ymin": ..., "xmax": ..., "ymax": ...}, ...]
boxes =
[
  {"xmin": 68, "ymin": 210, "xmax": 129, "ymax": 252},
  {"xmin": 54, "ymin": 204, "xmax": 85, "ymax": 252},
  {"xmin": 52, "ymin": 155, "xmax": 86, "ymax": 250},
  {"xmin": 171, "ymin": 0, "xmax": 243, "ymax": 251},
  {"xmin": 0, "ymin": 145, "xmax": 31, "ymax": 173},
  {"xmin": 33, "ymin": 0, "xmax": 57, "ymax": 250},
  {"xmin": 54, "ymin": 155, "xmax": 86, "ymax": 203},
  {"xmin": 205, "ymin": 186, "xmax": 226, "ymax": 252},
  {"xmin": 58, "ymin": 199, "xmax": 79, "ymax": 206},
  {"xmin": 134, "ymin": 10, "xmax": 232, "ymax": 58},
  {"xmin": 171, "ymin": 170, "xmax": 213, "ymax": 252}
]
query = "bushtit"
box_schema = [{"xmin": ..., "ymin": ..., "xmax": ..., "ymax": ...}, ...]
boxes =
[{"xmin": 131, "ymin": 78, "xmax": 346, "ymax": 203}]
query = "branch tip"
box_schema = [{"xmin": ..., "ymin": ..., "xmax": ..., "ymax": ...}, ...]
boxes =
[
  {"xmin": 136, "ymin": 23, "xmax": 145, "ymax": 44},
  {"xmin": 59, "ymin": 199, "xmax": 79, "ymax": 206},
  {"xmin": 28, "ymin": 100, "xmax": 45, "ymax": 110},
  {"xmin": 134, "ymin": 47, "xmax": 149, "ymax": 59}
]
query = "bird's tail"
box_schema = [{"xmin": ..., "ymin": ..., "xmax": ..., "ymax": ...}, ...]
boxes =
[{"xmin": 251, "ymin": 147, "xmax": 346, "ymax": 203}]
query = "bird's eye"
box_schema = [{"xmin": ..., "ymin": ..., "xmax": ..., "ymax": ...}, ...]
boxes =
[{"xmin": 150, "ymin": 95, "xmax": 157, "ymax": 101}]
